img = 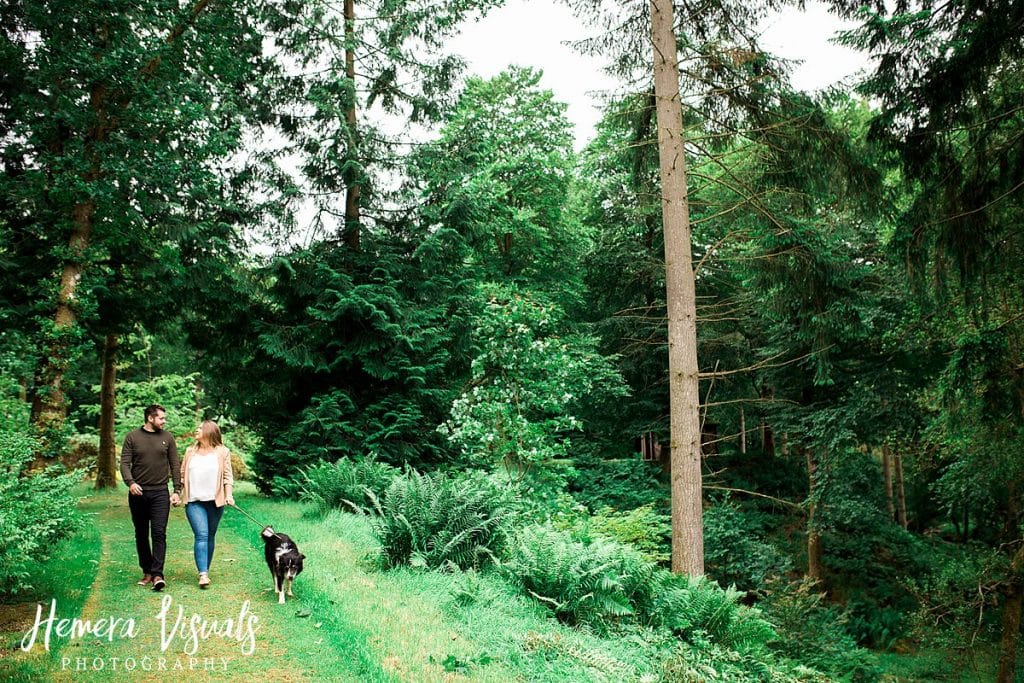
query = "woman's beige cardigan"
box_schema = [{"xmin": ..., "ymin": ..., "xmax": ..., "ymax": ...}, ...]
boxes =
[{"xmin": 180, "ymin": 445, "xmax": 234, "ymax": 507}]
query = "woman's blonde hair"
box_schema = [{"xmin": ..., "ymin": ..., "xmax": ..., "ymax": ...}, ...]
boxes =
[{"xmin": 196, "ymin": 420, "xmax": 223, "ymax": 449}]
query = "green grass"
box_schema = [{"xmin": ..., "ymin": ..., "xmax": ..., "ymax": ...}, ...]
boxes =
[{"xmin": 9, "ymin": 479, "xmax": 1011, "ymax": 682}]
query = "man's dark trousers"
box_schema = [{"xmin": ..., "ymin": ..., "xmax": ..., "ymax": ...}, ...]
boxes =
[{"xmin": 128, "ymin": 489, "xmax": 170, "ymax": 576}]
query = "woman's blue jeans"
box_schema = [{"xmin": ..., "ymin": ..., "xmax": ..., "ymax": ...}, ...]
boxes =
[{"xmin": 184, "ymin": 501, "xmax": 224, "ymax": 574}]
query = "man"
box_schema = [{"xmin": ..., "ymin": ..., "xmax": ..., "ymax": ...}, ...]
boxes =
[{"xmin": 120, "ymin": 404, "xmax": 181, "ymax": 591}]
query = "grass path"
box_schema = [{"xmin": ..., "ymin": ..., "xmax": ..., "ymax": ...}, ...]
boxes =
[{"xmin": 3, "ymin": 486, "xmax": 388, "ymax": 682}]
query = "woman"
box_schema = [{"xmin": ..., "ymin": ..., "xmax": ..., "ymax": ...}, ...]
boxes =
[{"xmin": 180, "ymin": 420, "xmax": 234, "ymax": 588}]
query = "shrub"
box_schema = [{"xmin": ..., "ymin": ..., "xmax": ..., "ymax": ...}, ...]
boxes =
[
  {"xmin": 76, "ymin": 372, "xmax": 200, "ymax": 445},
  {"xmin": 0, "ymin": 428, "xmax": 83, "ymax": 595},
  {"xmin": 62, "ymin": 433, "xmax": 99, "ymax": 472},
  {"xmin": 584, "ymin": 505, "xmax": 671, "ymax": 564},
  {"xmin": 438, "ymin": 285, "xmax": 628, "ymax": 478},
  {"xmin": 371, "ymin": 468, "xmax": 509, "ymax": 570},
  {"xmin": 299, "ymin": 455, "xmax": 399, "ymax": 514},
  {"xmin": 761, "ymin": 579, "xmax": 882, "ymax": 682},
  {"xmin": 704, "ymin": 501, "xmax": 792, "ymax": 590},
  {"xmin": 662, "ymin": 641, "xmax": 830, "ymax": 683},
  {"xmin": 270, "ymin": 474, "xmax": 303, "ymax": 499},
  {"xmin": 567, "ymin": 456, "xmax": 667, "ymax": 511},
  {"xmin": 229, "ymin": 451, "xmax": 249, "ymax": 481}
]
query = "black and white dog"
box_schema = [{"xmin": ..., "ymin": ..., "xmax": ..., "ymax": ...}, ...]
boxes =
[{"xmin": 262, "ymin": 526, "xmax": 305, "ymax": 604}]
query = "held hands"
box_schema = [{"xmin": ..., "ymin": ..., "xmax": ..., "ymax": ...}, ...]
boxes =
[{"xmin": 171, "ymin": 493, "xmax": 181, "ymax": 507}]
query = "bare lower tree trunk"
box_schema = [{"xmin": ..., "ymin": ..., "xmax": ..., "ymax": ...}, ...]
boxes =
[
  {"xmin": 997, "ymin": 582, "xmax": 1023, "ymax": 683},
  {"xmin": 882, "ymin": 442, "xmax": 895, "ymax": 521},
  {"xmin": 997, "ymin": 541, "xmax": 1024, "ymax": 683},
  {"xmin": 894, "ymin": 448, "xmax": 908, "ymax": 529},
  {"xmin": 805, "ymin": 448, "xmax": 823, "ymax": 584},
  {"xmin": 343, "ymin": 0, "xmax": 361, "ymax": 251},
  {"xmin": 95, "ymin": 333, "xmax": 119, "ymax": 488},
  {"xmin": 651, "ymin": 0, "xmax": 703, "ymax": 576}
]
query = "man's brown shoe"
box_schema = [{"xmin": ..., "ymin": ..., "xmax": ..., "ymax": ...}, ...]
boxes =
[
  {"xmin": 152, "ymin": 576, "xmax": 166, "ymax": 592},
  {"xmin": 137, "ymin": 574, "xmax": 153, "ymax": 586}
]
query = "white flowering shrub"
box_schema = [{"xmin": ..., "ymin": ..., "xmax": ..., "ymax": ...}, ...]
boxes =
[{"xmin": 439, "ymin": 285, "xmax": 627, "ymax": 478}]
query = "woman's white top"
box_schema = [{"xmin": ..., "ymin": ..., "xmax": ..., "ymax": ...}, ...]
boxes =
[{"xmin": 187, "ymin": 451, "xmax": 219, "ymax": 502}]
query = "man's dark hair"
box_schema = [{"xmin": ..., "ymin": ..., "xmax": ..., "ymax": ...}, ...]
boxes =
[{"xmin": 144, "ymin": 404, "xmax": 166, "ymax": 421}]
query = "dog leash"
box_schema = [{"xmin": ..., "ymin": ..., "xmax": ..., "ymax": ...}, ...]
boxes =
[{"xmin": 229, "ymin": 502, "xmax": 283, "ymax": 539}]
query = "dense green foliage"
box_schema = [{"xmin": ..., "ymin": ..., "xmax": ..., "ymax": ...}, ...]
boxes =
[
  {"xmin": 2, "ymin": 0, "xmax": 1023, "ymax": 676},
  {"xmin": 0, "ymin": 404, "xmax": 81, "ymax": 594}
]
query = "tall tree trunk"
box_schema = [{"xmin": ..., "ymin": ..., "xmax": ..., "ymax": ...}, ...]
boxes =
[
  {"xmin": 882, "ymin": 442, "xmax": 895, "ymax": 521},
  {"xmin": 95, "ymin": 333, "xmax": 119, "ymax": 489},
  {"xmin": 343, "ymin": 0, "xmax": 361, "ymax": 251},
  {"xmin": 805, "ymin": 447, "xmax": 824, "ymax": 585},
  {"xmin": 996, "ymin": 582, "xmax": 1023, "ymax": 683},
  {"xmin": 999, "ymin": 511, "xmax": 1024, "ymax": 683},
  {"xmin": 894, "ymin": 448, "xmax": 908, "ymax": 529},
  {"xmin": 650, "ymin": 0, "xmax": 703, "ymax": 576},
  {"xmin": 30, "ymin": 0, "xmax": 215, "ymax": 460}
]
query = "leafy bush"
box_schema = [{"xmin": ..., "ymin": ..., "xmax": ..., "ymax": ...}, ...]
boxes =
[
  {"xmin": 0, "ymin": 428, "xmax": 83, "ymax": 595},
  {"xmin": 704, "ymin": 501, "xmax": 792, "ymax": 590},
  {"xmin": 902, "ymin": 543, "xmax": 1002, "ymax": 651},
  {"xmin": 567, "ymin": 456, "xmax": 667, "ymax": 511},
  {"xmin": 371, "ymin": 468, "xmax": 510, "ymax": 570},
  {"xmin": 269, "ymin": 474, "xmax": 304, "ymax": 499},
  {"xmin": 580, "ymin": 505, "xmax": 671, "ymax": 564},
  {"xmin": 438, "ymin": 285, "xmax": 627, "ymax": 478},
  {"xmin": 77, "ymin": 372, "xmax": 201, "ymax": 443},
  {"xmin": 299, "ymin": 455, "xmax": 399, "ymax": 514},
  {"xmin": 845, "ymin": 596, "xmax": 904, "ymax": 650},
  {"xmin": 761, "ymin": 579, "xmax": 882, "ymax": 682}
]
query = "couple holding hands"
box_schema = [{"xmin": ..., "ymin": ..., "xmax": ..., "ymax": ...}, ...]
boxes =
[{"xmin": 119, "ymin": 405, "xmax": 234, "ymax": 591}]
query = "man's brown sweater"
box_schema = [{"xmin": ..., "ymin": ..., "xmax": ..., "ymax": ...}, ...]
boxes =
[{"xmin": 120, "ymin": 427, "xmax": 182, "ymax": 493}]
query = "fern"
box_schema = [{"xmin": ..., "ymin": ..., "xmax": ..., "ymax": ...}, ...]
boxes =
[
  {"xmin": 298, "ymin": 455, "xmax": 399, "ymax": 514},
  {"xmin": 372, "ymin": 468, "xmax": 509, "ymax": 570},
  {"xmin": 651, "ymin": 575, "xmax": 776, "ymax": 653},
  {"xmin": 503, "ymin": 525, "xmax": 644, "ymax": 627}
]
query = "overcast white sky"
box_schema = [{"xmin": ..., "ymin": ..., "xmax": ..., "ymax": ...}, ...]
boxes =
[{"xmin": 448, "ymin": 0, "xmax": 870, "ymax": 149}]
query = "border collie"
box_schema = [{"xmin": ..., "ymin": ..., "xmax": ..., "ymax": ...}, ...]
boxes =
[{"xmin": 262, "ymin": 526, "xmax": 305, "ymax": 604}]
